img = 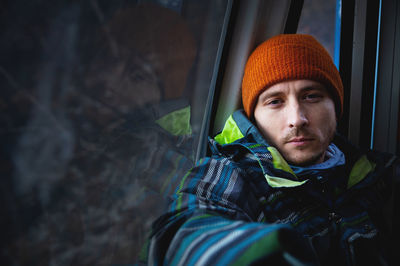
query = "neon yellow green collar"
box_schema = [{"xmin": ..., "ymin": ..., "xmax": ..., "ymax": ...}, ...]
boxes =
[
  {"xmin": 214, "ymin": 115, "xmax": 244, "ymax": 144},
  {"xmin": 347, "ymin": 155, "xmax": 376, "ymax": 188}
]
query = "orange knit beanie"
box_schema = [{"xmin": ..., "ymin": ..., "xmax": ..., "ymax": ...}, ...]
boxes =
[{"xmin": 242, "ymin": 34, "xmax": 343, "ymax": 118}]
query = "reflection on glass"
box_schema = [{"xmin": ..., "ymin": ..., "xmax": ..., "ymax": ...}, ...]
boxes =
[{"xmin": 0, "ymin": 0, "xmax": 228, "ymax": 264}]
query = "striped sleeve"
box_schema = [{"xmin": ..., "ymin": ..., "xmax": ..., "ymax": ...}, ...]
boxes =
[{"xmin": 148, "ymin": 157, "xmax": 316, "ymax": 265}]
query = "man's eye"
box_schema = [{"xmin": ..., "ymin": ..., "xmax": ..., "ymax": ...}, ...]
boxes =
[
  {"xmin": 304, "ymin": 93, "xmax": 322, "ymax": 101},
  {"xmin": 267, "ymin": 99, "xmax": 282, "ymax": 106}
]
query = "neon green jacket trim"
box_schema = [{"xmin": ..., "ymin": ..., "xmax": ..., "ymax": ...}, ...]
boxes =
[{"xmin": 155, "ymin": 105, "xmax": 192, "ymax": 136}]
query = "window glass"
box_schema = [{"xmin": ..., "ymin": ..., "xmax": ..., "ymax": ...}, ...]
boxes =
[
  {"xmin": 297, "ymin": 0, "xmax": 338, "ymax": 58},
  {"xmin": 0, "ymin": 0, "xmax": 228, "ymax": 264}
]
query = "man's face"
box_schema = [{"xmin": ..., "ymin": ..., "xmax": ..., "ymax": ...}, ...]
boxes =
[
  {"xmin": 85, "ymin": 53, "xmax": 162, "ymax": 114},
  {"xmin": 254, "ymin": 79, "xmax": 337, "ymax": 166}
]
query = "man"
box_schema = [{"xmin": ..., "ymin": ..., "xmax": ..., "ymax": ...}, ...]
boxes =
[{"xmin": 148, "ymin": 34, "xmax": 398, "ymax": 265}]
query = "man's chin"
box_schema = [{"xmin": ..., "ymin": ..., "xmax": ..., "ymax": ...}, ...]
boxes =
[{"xmin": 284, "ymin": 151, "xmax": 325, "ymax": 167}]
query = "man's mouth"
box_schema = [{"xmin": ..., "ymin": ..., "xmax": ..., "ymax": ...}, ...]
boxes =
[{"xmin": 286, "ymin": 137, "xmax": 314, "ymax": 146}]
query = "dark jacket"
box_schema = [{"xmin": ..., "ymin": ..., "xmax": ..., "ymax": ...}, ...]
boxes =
[{"xmin": 148, "ymin": 110, "xmax": 398, "ymax": 265}]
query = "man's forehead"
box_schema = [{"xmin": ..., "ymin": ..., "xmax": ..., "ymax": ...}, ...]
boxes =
[{"xmin": 259, "ymin": 79, "xmax": 328, "ymax": 98}]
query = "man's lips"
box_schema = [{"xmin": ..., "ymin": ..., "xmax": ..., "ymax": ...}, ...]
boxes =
[{"xmin": 286, "ymin": 137, "xmax": 314, "ymax": 146}]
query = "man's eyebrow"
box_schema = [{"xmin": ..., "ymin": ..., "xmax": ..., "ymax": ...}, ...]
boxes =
[
  {"xmin": 300, "ymin": 85, "xmax": 327, "ymax": 93},
  {"xmin": 260, "ymin": 90, "xmax": 283, "ymax": 99}
]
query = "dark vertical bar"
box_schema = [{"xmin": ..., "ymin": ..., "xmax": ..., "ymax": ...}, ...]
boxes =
[
  {"xmin": 284, "ymin": 0, "xmax": 304, "ymax": 33},
  {"xmin": 358, "ymin": 0, "xmax": 380, "ymax": 148},
  {"xmin": 347, "ymin": 0, "xmax": 380, "ymax": 148},
  {"xmin": 337, "ymin": 0, "xmax": 355, "ymax": 136}
]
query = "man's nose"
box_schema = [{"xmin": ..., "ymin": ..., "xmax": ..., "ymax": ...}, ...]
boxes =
[{"xmin": 287, "ymin": 101, "xmax": 308, "ymax": 128}]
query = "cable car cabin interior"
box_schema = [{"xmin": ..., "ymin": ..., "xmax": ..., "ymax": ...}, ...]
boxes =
[{"xmin": 1, "ymin": 0, "xmax": 399, "ymax": 264}]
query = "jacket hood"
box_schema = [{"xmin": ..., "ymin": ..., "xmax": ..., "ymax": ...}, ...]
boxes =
[{"xmin": 214, "ymin": 110, "xmax": 267, "ymax": 146}]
